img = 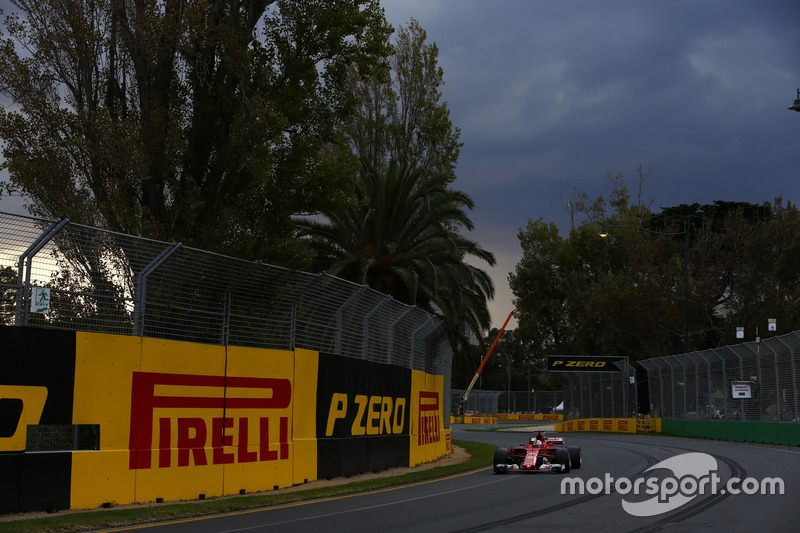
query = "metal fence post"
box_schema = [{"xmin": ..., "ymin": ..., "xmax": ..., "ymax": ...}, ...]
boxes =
[
  {"xmin": 333, "ymin": 284, "xmax": 368, "ymax": 355},
  {"xmin": 775, "ymin": 336, "xmax": 798, "ymax": 420},
  {"xmin": 586, "ymin": 373, "xmax": 592, "ymax": 417},
  {"xmin": 387, "ymin": 306, "xmax": 415, "ymax": 364},
  {"xmin": 567, "ymin": 373, "xmax": 575, "ymax": 417},
  {"xmin": 622, "ymin": 358, "xmax": 628, "ymax": 417},
  {"xmin": 758, "ymin": 344, "xmax": 766, "ymax": 421},
  {"xmin": 14, "ymin": 218, "xmax": 69, "ymax": 326},
  {"xmin": 222, "ymin": 261, "xmax": 261, "ymax": 346},
  {"xmin": 639, "ymin": 360, "xmax": 652, "ymax": 416},
  {"xmin": 709, "ymin": 349, "xmax": 729, "ymax": 419},
  {"xmin": 664, "ymin": 357, "xmax": 677, "ymax": 418},
  {"xmin": 289, "ymin": 300, "xmax": 297, "ymax": 350},
  {"xmin": 608, "ymin": 372, "xmax": 614, "ymax": 418},
  {"xmin": 677, "ymin": 355, "xmax": 688, "ymax": 417},
  {"xmin": 743, "ymin": 343, "xmax": 764, "ymax": 420},
  {"xmin": 687, "ymin": 352, "xmax": 701, "ymax": 418},
  {"xmin": 132, "ymin": 242, "xmax": 182, "ymax": 336},
  {"xmin": 410, "ymin": 317, "xmax": 434, "ymax": 371},
  {"xmin": 732, "ymin": 348, "xmax": 746, "ymax": 419},
  {"xmin": 657, "ymin": 361, "xmax": 665, "ymax": 418},
  {"xmin": 697, "ymin": 351, "xmax": 714, "ymax": 419},
  {"xmin": 565, "ymin": 374, "xmax": 574, "ymax": 418},
  {"xmin": 761, "ymin": 341, "xmax": 781, "ymax": 421},
  {"xmin": 360, "ymin": 295, "xmax": 393, "ymax": 360}
]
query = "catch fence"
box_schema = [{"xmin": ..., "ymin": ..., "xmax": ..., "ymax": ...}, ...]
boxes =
[
  {"xmin": 451, "ymin": 389, "xmax": 563, "ymax": 417},
  {"xmin": 0, "ymin": 211, "xmax": 453, "ymax": 419},
  {"xmin": 559, "ymin": 360, "xmax": 638, "ymax": 419},
  {"xmin": 640, "ymin": 332, "xmax": 800, "ymax": 422}
]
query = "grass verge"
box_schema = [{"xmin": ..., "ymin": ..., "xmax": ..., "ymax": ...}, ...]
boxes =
[{"xmin": 0, "ymin": 440, "xmax": 495, "ymax": 533}]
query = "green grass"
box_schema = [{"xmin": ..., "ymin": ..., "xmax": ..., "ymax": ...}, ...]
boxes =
[
  {"xmin": 461, "ymin": 420, "xmax": 555, "ymax": 432},
  {"xmin": 0, "ymin": 440, "xmax": 495, "ymax": 533}
]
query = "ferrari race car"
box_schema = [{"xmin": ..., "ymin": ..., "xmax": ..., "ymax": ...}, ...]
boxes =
[{"xmin": 493, "ymin": 432, "xmax": 582, "ymax": 474}]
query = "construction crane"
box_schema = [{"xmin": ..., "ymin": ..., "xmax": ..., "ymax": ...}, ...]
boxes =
[{"xmin": 458, "ymin": 308, "xmax": 517, "ymax": 414}]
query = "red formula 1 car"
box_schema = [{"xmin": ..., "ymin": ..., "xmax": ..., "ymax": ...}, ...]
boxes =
[{"xmin": 493, "ymin": 432, "xmax": 582, "ymax": 474}]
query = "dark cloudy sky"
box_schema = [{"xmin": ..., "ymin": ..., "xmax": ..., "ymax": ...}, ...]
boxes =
[
  {"xmin": 1, "ymin": 1, "xmax": 798, "ymax": 330},
  {"xmin": 381, "ymin": 0, "xmax": 800, "ymax": 328}
]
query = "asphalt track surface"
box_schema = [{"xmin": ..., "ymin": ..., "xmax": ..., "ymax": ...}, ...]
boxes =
[{"xmin": 97, "ymin": 426, "xmax": 798, "ymax": 532}]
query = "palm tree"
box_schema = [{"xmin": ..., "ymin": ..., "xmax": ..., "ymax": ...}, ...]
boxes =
[{"xmin": 295, "ymin": 160, "xmax": 496, "ymax": 350}]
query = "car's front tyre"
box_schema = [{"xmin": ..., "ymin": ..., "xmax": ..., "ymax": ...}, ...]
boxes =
[
  {"xmin": 555, "ymin": 447, "xmax": 571, "ymax": 473},
  {"xmin": 493, "ymin": 448, "xmax": 509, "ymax": 474},
  {"xmin": 567, "ymin": 446, "xmax": 582, "ymax": 469}
]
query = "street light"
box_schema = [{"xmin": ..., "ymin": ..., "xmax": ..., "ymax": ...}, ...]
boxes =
[
  {"xmin": 789, "ymin": 88, "xmax": 800, "ymax": 112},
  {"xmin": 599, "ymin": 222, "xmax": 690, "ymax": 354}
]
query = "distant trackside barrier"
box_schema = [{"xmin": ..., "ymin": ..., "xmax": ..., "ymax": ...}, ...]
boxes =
[
  {"xmin": 659, "ymin": 419, "xmax": 800, "ymax": 446},
  {"xmin": 498, "ymin": 413, "xmax": 563, "ymax": 422},
  {"xmin": 556, "ymin": 418, "xmax": 643, "ymax": 434}
]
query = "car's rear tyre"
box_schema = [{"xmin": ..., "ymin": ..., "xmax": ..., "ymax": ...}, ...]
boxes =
[
  {"xmin": 555, "ymin": 447, "xmax": 571, "ymax": 473},
  {"xmin": 493, "ymin": 448, "xmax": 509, "ymax": 474},
  {"xmin": 567, "ymin": 446, "xmax": 582, "ymax": 470}
]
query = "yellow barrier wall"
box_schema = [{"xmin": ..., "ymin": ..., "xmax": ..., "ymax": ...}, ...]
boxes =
[
  {"xmin": 292, "ymin": 348, "xmax": 319, "ymax": 486},
  {"xmin": 71, "ymin": 334, "xmax": 300, "ymax": 508},
  {"xmin": 71, "ymin": 332, "xmax": 140, "ymax": 508},
  {"xmin": 637, "ymin": 417, "xmax": 662, "ymax": 432},
  {"xmin": 556, "ymin": 418, "xmax": 637, "ymax": 433},
  {"xmin": 497, "ymin": 413, "xmax": 564, "ymax": 422},
  {"xmin": 463, "ymin": 416, "xmax": 498, "ymax": 424},
  {"xmin": 409, "ymin": 370, "xmax": 446, "ymax": 466}
]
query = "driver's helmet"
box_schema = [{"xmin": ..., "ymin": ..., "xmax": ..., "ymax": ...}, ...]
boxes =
[{"xmin": 533, "ymin": 440, "xmax": 542, "ymax": 448}]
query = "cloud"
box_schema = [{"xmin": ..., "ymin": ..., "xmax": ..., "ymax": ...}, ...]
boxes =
[{"xmin": 380, "ymin": 0, "xmax": 800, "ymax": 327}]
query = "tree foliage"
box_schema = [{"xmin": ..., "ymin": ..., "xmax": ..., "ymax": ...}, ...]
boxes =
[
  {"xmin": 511, "ymin": 173, "xmax": 800, "ymax": 362},
  {"xmin": 343, "ymin": 18, "xmax": 462, "ymax": 183},
  {"xmin": 0, "ymin": 0, "xmax": 391, "ymax": 266},
  {"xmin": 0, "ymin": 265, "xmax": 16, "ymax": 324},
  {"xmin": 295, "ymin": 160, "xmax": 495, "ymax": 353}
]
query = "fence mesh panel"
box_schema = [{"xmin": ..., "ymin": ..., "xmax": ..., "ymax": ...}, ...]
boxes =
[
  {"xmin": 556, "ymin": 359, "xmax": 637, "ymax": 419},
  {"xmin": 450, "ymin": 390, "xmax": 563, "ymax": 417},
  {"xmin": 640, "ymin": 332, "xmax": 800, "ymax": 422},
  {"xmin": 0, "ymin": 211, "xmax": 453, "ymax": 426}
]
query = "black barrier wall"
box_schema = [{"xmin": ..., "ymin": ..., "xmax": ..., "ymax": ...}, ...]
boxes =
[
  {"xmin": 315, "ymin": 353, "xmax": 411, "ymax": 479},
  {"xmin": 0, "ymin": 327, "xmax": 75, "ymax": 513}
]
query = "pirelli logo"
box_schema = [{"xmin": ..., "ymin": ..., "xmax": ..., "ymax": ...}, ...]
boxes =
[
  {"xmin": 547, "ymin": 355, "xmax": 625, "ymax": 372},
  {"xmin": 417, "ymin": 391, "xmax": 440, "ymax": 445},
  {"xmin": 128, "ymin": 372, "xmax": 291, "ymax": 470}
]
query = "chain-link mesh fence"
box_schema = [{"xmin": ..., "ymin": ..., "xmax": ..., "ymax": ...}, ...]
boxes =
[
  {"xmin": 451, "ymin": 390, "xmax": 564, "ymax": 417},
  {"xmin": 0, "ymin": 211, "xmax": 453, "ymax": 426},
  {"xmin": 451, "ymin": 390, "xmax": 502, "ymax": 416},
  {"xmin": 640, "ymin": 331, "xmax": 800, "ymax": 422},
  {"xmin": 559, "ymin": 360, "xmax": 638, "ymax": 419}
]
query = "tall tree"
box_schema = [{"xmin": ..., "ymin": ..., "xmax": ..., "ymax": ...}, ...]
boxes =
[
  {"xmin": 295, "ymin": 160, "xmax": 495, "ymax": 351},
  {"xmin": 511, "ymin": 171, "xmax": 800, "ymax": 363},
  {"xmin": 343, "ymin": 18, "xmax": 462, "ymax": 183},
  {"xmin": 0, "ymin": 0, "xmax": 391, "ymax": 266},
  {"xmin": 510, "ymin": 219, "xmax": 608, "ymax": 356}
]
